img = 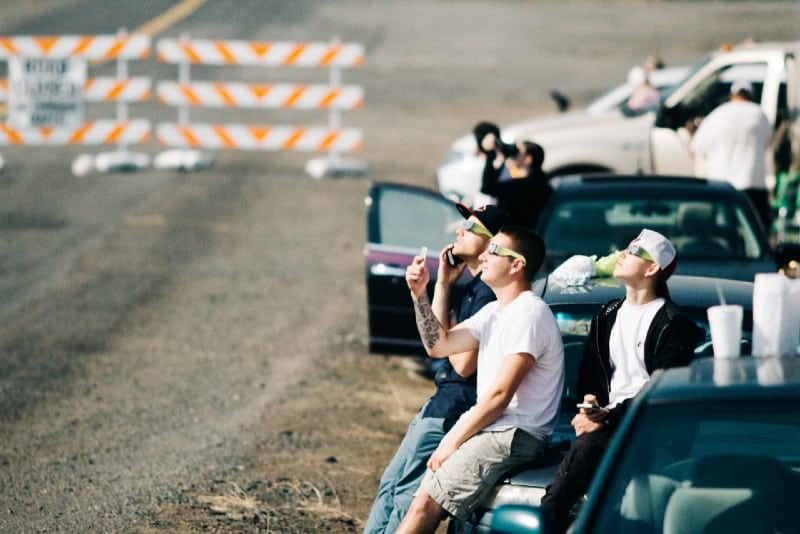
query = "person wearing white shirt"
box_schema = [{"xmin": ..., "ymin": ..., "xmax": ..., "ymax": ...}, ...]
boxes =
[
  {"xmin": 691, "ymin": 80, "xmax": 773, "ymax": 229},
  {"xmin": 540, "ymin": 229, "xmax": 703, "ymax": 534}
]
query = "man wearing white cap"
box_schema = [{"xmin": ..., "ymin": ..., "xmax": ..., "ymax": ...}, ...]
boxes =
[
  {"xmin": 690, "ymin": 79, "xmax": 772, "ymax": 230},
  {"xmin": 540, "ymin": 229, "xmax": 702, "ymax": 534}
]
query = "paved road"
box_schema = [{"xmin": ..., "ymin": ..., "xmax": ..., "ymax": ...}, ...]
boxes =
[{"xmin": 0, "ymin": 1, "xmax": 797, "ymax": 531}]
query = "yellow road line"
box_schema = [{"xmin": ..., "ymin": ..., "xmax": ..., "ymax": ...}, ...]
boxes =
[
  {"xmin": 133, "ymin": 0, "xmax": 207, "ymax": 38},
  {"xmin": 0, "ymin": 0, "xmax": 207, "ymax": 119}
]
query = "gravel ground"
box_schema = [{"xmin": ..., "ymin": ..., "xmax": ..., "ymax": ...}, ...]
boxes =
[{"xmin": 0, "ymin": 2, "xmax": 797, "ymax": 532}]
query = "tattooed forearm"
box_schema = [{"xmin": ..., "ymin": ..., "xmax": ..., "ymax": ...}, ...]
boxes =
[{"xmin": 413, "ymin": 292, "xmax": 441, "ymax": 349}]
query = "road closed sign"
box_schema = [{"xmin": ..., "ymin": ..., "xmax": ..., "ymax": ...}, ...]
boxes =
[{"xmin": 8, "ymin": 57, "xmax": 86, "ymax": 128}]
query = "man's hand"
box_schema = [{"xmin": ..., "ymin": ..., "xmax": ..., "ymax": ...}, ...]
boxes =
[
  {"xmin": 572, "ymin": 393, "xmax": 607, "ymax": 437},
  {"xmin": 427, "ymin": 436, "xmax": 458, "ymax": 472},
  {"xmin": 406, "ymin": 253, "xmax": 429, "ymax": 298},
  {"xmin": 437, "ymin": 246, "xmax": 466, "ymax": 287}
]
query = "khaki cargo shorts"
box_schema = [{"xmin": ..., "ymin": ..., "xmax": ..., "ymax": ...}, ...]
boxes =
[{"xmin": 420, "ymin": 427, "xmax": 545, "ymax": 521}]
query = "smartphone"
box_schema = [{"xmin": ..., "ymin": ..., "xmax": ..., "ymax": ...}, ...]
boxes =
[
  {"xmin": 577, "ymin": 402, "xmax": 601, "ymax": 411},
  {"xmin": 446, "ymin": 248, "xmax": 464, "ymax": 267},
  {"xmin": 420, "ymin": 246, "xmax": 428, "ymax": 259}
]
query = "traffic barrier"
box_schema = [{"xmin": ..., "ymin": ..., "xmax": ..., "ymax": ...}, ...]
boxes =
[
  {"xmin": 155, "ymin": 36, "xmax": 366, "ymax": 177},
  {"xmin": 0, "ymin": 30, "xmax": 152, "ymax": 175}
]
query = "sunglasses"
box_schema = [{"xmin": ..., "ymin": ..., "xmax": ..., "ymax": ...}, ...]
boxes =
[
  {"xmin": 487, "ymin": 242, "xmax": 527, "ymax": 266},
  {"xmin": 626, "ymin": 244, "xmax": 654, "ymax": 262},
  {"xmin": 460, "ymin": 219, "xmax": 493, "ymax": 239}
]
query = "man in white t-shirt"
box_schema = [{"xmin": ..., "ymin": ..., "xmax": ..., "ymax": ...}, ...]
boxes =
[
  {"xmin": 690, "ymin": 80, "xmax": 772, "ymax": 229},
  {"xmin": 397, "ymin": 226, "xmax": 565, "ymax": 533},
  {"xmin": 540, "ymin": 229, "xmax": 702, "ymax": 533}
]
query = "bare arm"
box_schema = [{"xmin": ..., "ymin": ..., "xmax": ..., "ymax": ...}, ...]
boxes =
[
  {"xmin": 412, "ymin": 291, "xmax": 477, "ymax": 357},
  {"xmin": 430, "ymin": 247, "xmax": 478, "ymax": 374},
  {"xmin": 428, "ymin": 352, "xmax": 535, "ymax": 471}
]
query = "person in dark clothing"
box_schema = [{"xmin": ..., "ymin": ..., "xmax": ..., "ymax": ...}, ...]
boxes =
[
  {"xmin": 363, "ymin": 203, "xmax": 512, "ymax": 534},
  {"xmin": 539, "ymin": 229, "xmax": 703, "ymax": 534},
  {"xmin": 473, "ymin": 121, "xmax": 552, "ymax": 228}
]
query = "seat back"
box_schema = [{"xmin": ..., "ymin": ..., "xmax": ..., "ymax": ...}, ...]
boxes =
[
  {"xmin": 662, "ymin": 488, "xmax": 764, "ymax": 534},
  {"xmin": 619, "ymin": 474, "xmax": 679, "ymax": 532},
  {"xmin": 675, "ymin": 202, "xmax": 730, "ymax": 258}
]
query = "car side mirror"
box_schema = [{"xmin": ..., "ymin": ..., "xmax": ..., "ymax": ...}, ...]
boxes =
[
  {"xmin": 654, "ymin": 103, "xmax": 688, "ymax": 131},
  {"xmin": 490, "ymin": 504, "xmax": 547, "ymax": 534}
]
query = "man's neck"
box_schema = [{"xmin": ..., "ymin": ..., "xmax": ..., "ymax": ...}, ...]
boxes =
[
  {"xmin": 624, "ymin": 286, "xmax": 659, "ymax": 306},
  {"xmin": 490, "ymin": 280, "xmax": 529, "ymax": 307}
]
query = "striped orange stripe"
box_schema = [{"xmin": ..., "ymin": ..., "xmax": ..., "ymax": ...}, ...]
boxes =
[
  {"xmin": 318, "ymin": 88, "xmax": 340, "ymax": 108},
  {"xmin": 106, "ymin": 81, "xmax": 127, "ymax": 100},
  {"xmin": 1, "ymin": 124, "xmax": 24, "ymax": 144},
  {"xmin": 106, "ymin": 123, "xmax": 126, "ymax": 143},
  {"xmin": 0, "ymin": 38, "xmax": 20, "ymax": 56},
  {"xmin": 68, "ymin": 122, "xmax": 94, "ymax": 144},
  {"xmin": 282, "ymin": 127, "xmax": 305, "ymax": 149},
  {"xmin": 251, "ymin": 42, "xmax": 271, "ymax": 57},
  {"xmin": 180, "ymin": 42, "xmax": 202, "ymax": 63},
  {"xmin": 35, "ymin": 36, "xmax": 59, "ymax": 55},
  {"xmin": 319, "ymin": 45, "xmax": 340, "ymax": 66},
  {"xmin": 284, "ymin": 86, "xmax": 305, "ymax": 107},
  {"xmin": 250, "ymin": 85, "xmax": 271, "ymax": 99},
  {"xmin": 212, "ymin": 125, "xmax": 236, "ymax": 148},
  {"xmin": 180, "ymin": 85, "xmax": 201, "ymax": 105},
  {"xmin": 215, "ymin": 41, "xmax": 236, "ymax": 64},
  {"xmin": 71, "ymin": 36, "xmax": 94, "ymax": 56},
  {"xmin": 284, "ymin": 43, "xmax": 306, "ymax": 65},
  {"xmin": 212, "ymin": 83, "xmax": 236, "ymax": 106},
  {"xmin": 319, "ymin": 131, "xmax": 338, "ymax": 150},
  {"xmin": 248, "ymin": 126, "xmax": 270, "ymax": 141},
  {"xmin": 106, "ymin": 39, "xmax": 126, "ymax": 59},
  {"xmin": 179, "ymin": 125, "xmax": 201, "ymax": 147}
]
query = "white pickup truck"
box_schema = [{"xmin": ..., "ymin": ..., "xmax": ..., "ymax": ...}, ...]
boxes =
[{"xmin": 437, "ymin": 40, "xmax": 799, "ymax": 209}]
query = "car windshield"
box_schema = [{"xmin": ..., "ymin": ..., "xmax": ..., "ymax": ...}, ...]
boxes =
[
  {"xmin": 587, "ymin": 398, "xmax": 800, "ymax": 533},
  {"xmin": 539, "ymin": 197, "xmax": 764, "ymax": 260}
]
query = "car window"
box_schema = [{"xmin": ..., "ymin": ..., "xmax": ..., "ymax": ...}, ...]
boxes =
[
  {"xmin": 540, "ymin": 197, "xmax": 764, "ymax": 260},
  {"xmin": 587, "ymin": 401, "xmax": 800, "ymax": 533},
  {"xmin": 678, "ymin": 62, "xmax": 769, "ymax": 119},
  {"xmin": 371, "ymin": 186, "xmax": 462, "ymax": 252}
]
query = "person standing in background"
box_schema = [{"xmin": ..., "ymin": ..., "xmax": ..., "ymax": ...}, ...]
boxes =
[{"xmin": 690, "ymin": 80, "xmax": 773, "ymax": 230}]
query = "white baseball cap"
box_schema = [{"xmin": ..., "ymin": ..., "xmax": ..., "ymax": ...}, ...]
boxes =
[{"xmin": 631, "ymin": 228, "xmax": 676, "ymax": 270}]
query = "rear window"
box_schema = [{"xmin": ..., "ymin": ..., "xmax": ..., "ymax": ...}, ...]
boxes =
[{"xmin": 540, "ymin": 197, "xmax": 763, "ymax": 260}]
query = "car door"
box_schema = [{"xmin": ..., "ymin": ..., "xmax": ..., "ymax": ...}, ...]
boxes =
[
  {"xmin": 649, "ymin": 54, "xmax": 784, "ymax": 176},
  {"xmin": 365, "ymin": 182, "xmax": 466, "ymax": 355}
]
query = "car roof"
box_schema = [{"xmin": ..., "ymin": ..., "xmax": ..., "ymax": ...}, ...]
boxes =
[
  {"xmin": 549, "ymin": 174, "xmax": 737, "ymax": 196},
  {"xmin": 644, "ymin": 357, "xmax": 800, "ymax": 402},
  {"xmin": 535, "ymin": 274, "xmax": 754, "ymax": 310}
]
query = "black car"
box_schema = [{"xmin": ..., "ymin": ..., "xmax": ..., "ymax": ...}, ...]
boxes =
[
  {"xmin": 490, "ymin": 356, "xmax": 800, "ymax": 534},
  {"xmin": 365, "ymin": 177, "xmax": 797, "ymax": 356},
  {"xmin": 536, "ymin": 174, "xmax": 799, "ymax": 281}
]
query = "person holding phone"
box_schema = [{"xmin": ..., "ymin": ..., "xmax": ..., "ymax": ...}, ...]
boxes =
[
  {"xmin": 395, "ymin": 226, "xmax": 564, "ymax": 534},
  {"xmin": 539, "ymin": 229, "xmax": 703, "ymax": 534},
  {"xmin": 363, "ymin": 203, "xmax": 512, "ymax": 534}
]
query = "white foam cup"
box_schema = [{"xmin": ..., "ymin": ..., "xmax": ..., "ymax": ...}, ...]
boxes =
[{"xmin": 707, "ymin": 304, "xmax": 743, "ymax": 358}]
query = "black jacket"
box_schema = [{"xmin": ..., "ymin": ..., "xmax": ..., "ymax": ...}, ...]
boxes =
[
  {"xmin": 480, "ymin": 150, "xmax": 552, "ymax": 228},
  {"xmin": 576, "ymin": 298, "xmax": 703, "ymax": 430}
]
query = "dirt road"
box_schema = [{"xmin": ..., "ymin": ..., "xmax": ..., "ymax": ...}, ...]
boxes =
[{"xmin": 0, "ymin": 1, "xmax": 797, "ymax": 532}]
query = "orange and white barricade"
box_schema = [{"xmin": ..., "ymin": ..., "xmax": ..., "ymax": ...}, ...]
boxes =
[
  {"xmin": 0, "ymin": 29, "xmax": 152, "ymax": 175},
  {"xmin": 155, "ymin": 36, "xmax": 366, "ymax": 177}
]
